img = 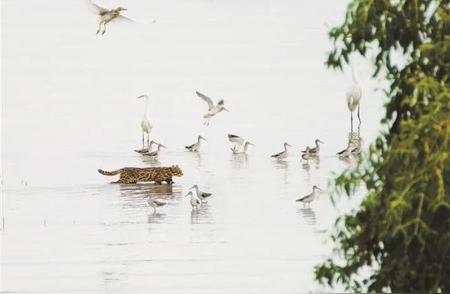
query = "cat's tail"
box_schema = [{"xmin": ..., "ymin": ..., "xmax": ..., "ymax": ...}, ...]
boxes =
[{"xmin": 98, "ymin": 168, "xmax": 122, "ymax": 176}]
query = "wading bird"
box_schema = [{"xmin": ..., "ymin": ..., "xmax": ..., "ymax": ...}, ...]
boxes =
[
  {"xmin": 296, "ymin": 185, "xmax": 322, "ymax": 207},
  {"xmin": 346, "ymin": 64, "xmax": 362, "ymax": 130},
  {"xmin": 228, "ymin": 134, "xmax": 244, "ymax": 147},
  {"xmin": 148, "ymin": 197, "xmax": 167, "ymax": 213},
  {"xmin": 303, "ymin": 139, "xmax": 324, "ymax": 156},
  {"xmin": 336, "ymin": 143, "xmax": 353, "ymax": 159},
  {"xmin": 85, "ymin": 1, "xmax": 133, "ymax": 35},
  {"xmin": 301, "ymin": 146, "xmax": 312, "ymax": 161},
  {"xmin": 185, "ymin": 191, "xmax": 202, "ymax": 210},
  {"xmin": 271, "ymin": 142, "xmax": 292, "ymax": 160},
  {"xmin": 185, "ymin": 135, "xmax": 206, "ymax": 152},
  {"xmin": 231, "ymin": 141, "xmax": 254, "ymax": 154},
  {"xmin": 137, "ymin": 93, "xmax": 153, "ymax": 149},
  {"xmin": 143, "ymin": 143, "xmax": 166, "ymax": 157},
  {"xmin": 190, "ymin": 185, "xmax": 212, "ymax": 203},
  {"xmin": 196, "ymin": 91, "xmax": 229, "ymax": 126},
  {"xmin": 135, "ymin": 140, "xmax": 157, "ymax": 154}
]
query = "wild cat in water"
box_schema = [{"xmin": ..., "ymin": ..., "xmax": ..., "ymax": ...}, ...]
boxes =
[{"xmin": 98, "ymin": 165, "xmax": 183, "ymax": 184}]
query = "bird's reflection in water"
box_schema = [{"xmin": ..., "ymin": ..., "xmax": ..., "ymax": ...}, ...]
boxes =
[
  {"xmin": 118, "ymin": 183, "xmax": 181, "ymax": 209},
  {"xmin": 230, "ymin": 153, "xmax": 248, "ymax": 170},
  {"xmin": 297, "ymin": 207, "xmax": 316, "ymax": 226},
  {"xmin": 147, "ymin": 212, "xmax": 166, "ymax": 224},
  {"xmin": 312, "ymin": 156, "xmax": 320, "ymax": 170},
  {"xmin": 188, "ymin": 152, "xmax": 202, "ymax": 168},
  {"xmin": 141, "ymin": 156, "xmax": 161, "ymax": 166},
  {"xmin": 190, "ymin": 204, "xmax": 212, "ymax": 225},
  {"xmin": 273, "ymin": 160, "xmax": 288, "ymax": 170}
]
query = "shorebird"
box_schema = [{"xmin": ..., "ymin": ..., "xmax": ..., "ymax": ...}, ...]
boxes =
[
  {"xmin": 271, "ymin": 142, "xmax": 292, "ymax": 160},
  {"xmin": 196, "ymin": 91, "xmax": 229, "ymax": 126},
  {"xmin": 301, "ymin": 146, "xmax": 312, "ymax": 161},
  {"xmin": 228, "ymin": 134, "xmax": 244, "ymax": 147},
  {"xmin": 231, "ymin": 141, "xmax": 254, "ymax": 154},
  {"xmin": 336, "ymin": 143, "xmax": 353, "ymax": 158},
  {"xmin": 303, "ymin": 139, "xmax": 324, "ymax": 155},
  {"xmin": 185, "ymin": 191, "xmax": 202, "ymax": 210},
  {"xmin": 346, "ymin": 64, "xmax": 362, "ymax": 130},
  {"xmin": 85, "ymin": 1, "xmax": 133, "ymax": 35},
  {"xmin": 296, "ymin": 185, "xmax": 322, "ymax": 207},
  {"xmin": 190, "ymin": 185, "xmax": 212, "ymax": 203},
  {"xmin": 134, "ymin": 140, "xmax": 157, "ymax": 154},
  {"xmin": 143, "ymin": 143, "xmax": 166, "ymax": 157},
  {"xmin": 185, "ymin": 135, "xmax": 206, "ymax": 152},
  {"xmin": 137, "ymin": 94, "xmax": 153, "ymax": 149},
  {"xmin": 148, "ymin": 197, "xmax": 167, "ymax": 213}
]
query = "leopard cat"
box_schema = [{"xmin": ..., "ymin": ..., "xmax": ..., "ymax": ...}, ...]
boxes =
[{"xmin": 98, "ymin": 165, "xmax": 183, "ymax": 184}]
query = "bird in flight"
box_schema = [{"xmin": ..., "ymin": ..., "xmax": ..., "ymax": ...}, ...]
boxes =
[
  {"xmin": 85, "ymin": 0, "xmax": 135, "ymax": 35},
  {"xmin": 196, "ymin": 91, "xmax": 229, "ymax": 126}
]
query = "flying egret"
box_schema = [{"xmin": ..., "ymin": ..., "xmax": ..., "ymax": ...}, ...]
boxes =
[
  {"xmin": 85, "ymin": 1, "xmax": 134, "ymax": 35},
  {"xmin": 143, "ymin": 143, "xmax": 166, "ymax": 157},
  {"xmin": 147, "ymin": 197, "xmax": 167, "ymax": 214},
  {"xmin": 271, "ymin": 142, "xmax": 292, "ymax": 160},
  {"xmin": 231, "ymin": 141, "xmax": 254, "ymax": 154},
  {"xmin": 303, "ymin": 139, "xmax": 324, "ymax": 155},
  {"xmin": 185, "ymin": 191, "xmax": 202, "ymax": 210},
  {"xmin": 346, "ymin": 64, "xmax": 362, "ymax": 130},
  {"xmin": 137, "ymin": 94, "xmax": 153, "ymax": 149},
  {"xmin": 134, "ymin": 140, "xmax": 156, "ymax": 154},
  {"xmin": 196, "ymin": 91, "xmax": 229, "ymax": 126},
  {"xmin": 296, "ymin": 185, "xmax": 322, "ymax": 207},
  {"xmin": 185, "ymin": 135, "xmax": 206, "ymax": 152},
  {"xmin": 190, "ymin": 185, "xmax": 212, "ymax": 203}
]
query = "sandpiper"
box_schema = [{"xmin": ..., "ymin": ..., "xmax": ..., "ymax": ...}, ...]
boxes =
[
  {"xmin": 86, "ymin": 1, "xmax": 132, "ymax": 35},
  {"xmin": 271, "ymin": 142, "xmax": 292, "ymax": 160},
  {"xmin": 143, "ymin": 143, "xmax": 166, "ymax": 157},
  {"xmin": 148, "ymin": 197, "xmax": 167, "ymax": 213},
  {"xmin": 190, "ymin": 185, "xmax": 212, "ymax": 203},
  {"xmin": 185, "ymin": 135, "xmax": 206, "ymax": 152},
  {"xmin": 135, "ymin": 140, "xmax": 157, "ymax": 154},
  {"xmin": 185, "ymin": 191, "xmax": 202, "ymax": 209},
  {"xmin": 304, "ymin": 139, "xmax": 324, "ymax": 155},
  {"xmin": 228, "ymin": 134, "xmax": 245, "ymax": 146},
  {"xmin": 336, "ymin": 144, "xmax": 353, "ymax": 158},
  {"xmin": 301, "ymin": 146, "xmax": 313, "ymax": 161},
  {"xmin": 296, "ymin": 185, "xmax": 322, "ymax": 207},
  {"xmin": 196, "ymin": 91, "xmax": 229, "ymax": 126},
  {"xmin": 231, "ymin": 141, "xmax": 254, "ymax": 154}
]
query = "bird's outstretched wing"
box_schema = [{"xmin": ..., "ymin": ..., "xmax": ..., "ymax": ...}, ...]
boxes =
[
  {"xmin": 196, "ymin": 91, "xmax": 214, "ymax": 110},
  {"xmin": 228, "ymin": 134, "xmax": 244, "ymax": 146},
  {"xmin": 85, "ymin": 0, "xmax": 109, "ymax": 15},
  {"xmin": 217, "ymin": 99, "xmax": 225, "ymax": 106},
  {"xmin": 114, "ymin": 14, "xmax": 137, "ymax": 24}
]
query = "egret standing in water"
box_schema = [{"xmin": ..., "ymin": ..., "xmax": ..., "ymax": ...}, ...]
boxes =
[
  {"xmin": 196, "ymin": 91, "xmax": 229, "ymax": 126},
  {"xmin": 85, "ymin": 1, "xmax": 133, "ymax": 35},
  {"xmin": 296, "ymin": 185, "xmax": 322, "ymax": 207},
  {"xmin": 271, "ymin": 142, "xmax": 292, "ymax": 160},
  {"xmin": 346, "ymin": 64, "xmax": 362, "ymax": 130},
  {"xmin": 185, "ymin": 135, "xmax": 206, "ymax": 152},
  {"xmin": 147, "ymin": 197, "xmax": 167, "ymax": 214},
  {"xmin": 137, "ymin": 94, "xmax": 153, "ymax": 149}
]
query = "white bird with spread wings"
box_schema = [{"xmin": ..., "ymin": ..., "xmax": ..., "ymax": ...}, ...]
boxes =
[
  {"xmin": 85, "ymin": 0, "xmax": 139, "ymax": 35},
  {"xmin": 195, "ymin": 91, "xmax": 229, "ymax": 126}
]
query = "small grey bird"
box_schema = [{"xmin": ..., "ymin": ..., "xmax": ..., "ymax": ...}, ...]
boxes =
[
  {"xmin": 303, "ymin": 139, "xmax": 324, "ymax": 155},
  {"xmin": 296, "ymin": 185, "xmax": 322, "ymax": 207},
  {"xmin": 147, "ymin": 197, "xmax": 167, "ymax": 213},
  {"xmin": 271, "ymin": 142, "xmax": 292, "ymax": 160},
  {"xmin": 185, "ymin": 135, "xmax": 206, "ymax": 152},
  {"xmin": 185, "ymin": 191, "xmax": 202, "ymax": 209},
  {"xmin": 143, "ymin": 143, "xmax": 166, "ymax": 157},
  {"xmin": 134, "ymin": 140, "xmax": 157, "ymax": 154},
  {"xmin": 190, "ymin": 185, "xmax": 212, "ymax": 203}
]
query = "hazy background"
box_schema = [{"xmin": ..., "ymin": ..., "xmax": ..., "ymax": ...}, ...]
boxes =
[{"xmin": 2, "ymin": 0, "xmax": 384, "ymax": 293}]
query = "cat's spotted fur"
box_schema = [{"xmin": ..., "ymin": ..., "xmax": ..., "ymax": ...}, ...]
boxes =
[{"xmin": 98, "ymin": 165, "xmax": 183, "ymax": 184}]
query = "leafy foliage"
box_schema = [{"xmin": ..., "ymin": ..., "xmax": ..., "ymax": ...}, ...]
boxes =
[{"xmin": 315, "ymin": 0, "xmax": 450, "ymax": 292}]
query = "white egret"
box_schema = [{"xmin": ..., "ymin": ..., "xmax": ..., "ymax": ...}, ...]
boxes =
[
  {"xmin": 190, "ymin": 185, "xmax": 212, "ymax": 203},
  {"xmin": 296, "ymin": 186, "xmax": 322, "ymax": 207},
  {"xmin": 147, "ymin": 197, "xmax": 167, "ymax": 213},
  {"xmin": 196, "ymin": 91, "xmax": 229, "ymax": 126},
  {"xmin": 346, "ymin": 64, "xmax": 362, "ymax": 129},
  {"xmin": 185, "ymin": 135, "xmax": 206, "ymax": 152},
  {"xmin": 137, "ymin": 94, "xmax": 153, "ymax": 149},
  {"xmin": 271, "ymin": 142, "xmax": 292, "ymax": 160},
  {"xmin": 142, "ymin": 143, "xmax": 166, "ymax": 157},
  {"xmin": 85, "ymin": 1, "xmax": 134, "ymax": 35},
  {"xmin": 185, "ymin": 191, "xmax": 202, "ymax": 210}
]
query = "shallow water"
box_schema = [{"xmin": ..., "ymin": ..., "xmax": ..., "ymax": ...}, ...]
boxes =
[{"xmin": 2, "ymin": 0, "xmax": 383, "ymax": 293}]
